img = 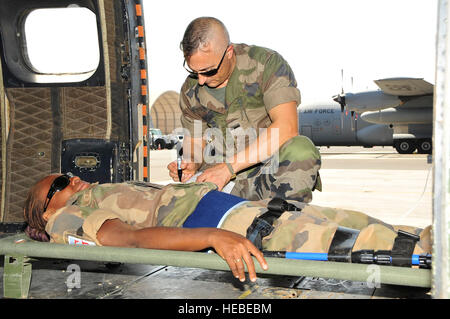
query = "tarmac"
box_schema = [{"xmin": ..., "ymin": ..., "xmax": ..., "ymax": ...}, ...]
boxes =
[{"xmin": 0, "ymin": 146, "xmax": 434, "ymax": 300}]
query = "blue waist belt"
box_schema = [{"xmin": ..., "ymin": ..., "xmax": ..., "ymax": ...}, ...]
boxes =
[{"xmin": 183, "ymin": 190, "xmax": 248, "ymax": 228}]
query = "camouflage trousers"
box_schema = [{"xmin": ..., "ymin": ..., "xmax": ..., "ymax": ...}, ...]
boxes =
[
  {"xmin": 220, "ymin": 201, "xmax": 432, "ymax": 255},
  {"xmin": 229, "ymin": 136, "xmax": 322, "ymax": 203}
]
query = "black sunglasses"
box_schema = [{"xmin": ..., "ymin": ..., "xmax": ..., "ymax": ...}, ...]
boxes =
[
  {"xmin": 43, "ymin": 173, "xmax": 73, "ymax": 212},
  {"xmin": 183, "ymin": 45, "xmax": 229, "ymax": 78}
]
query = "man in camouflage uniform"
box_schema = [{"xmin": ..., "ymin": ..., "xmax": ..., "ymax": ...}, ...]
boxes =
[
  {"xmin": 37, "ymin": 175, "xmax": 431, "ymax": 282},
  {"xmin": 167, "ymin": 17, "xmax": 321, "ymax": 203}
]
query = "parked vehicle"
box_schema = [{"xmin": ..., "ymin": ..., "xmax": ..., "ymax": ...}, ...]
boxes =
[{"xmin": 150, "ymin": 128, "xmax": 183, "ymax": 150}]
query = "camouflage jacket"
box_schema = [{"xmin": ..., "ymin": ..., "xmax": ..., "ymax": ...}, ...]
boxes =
[
  {"xmin": 179, "ymin": 43, "xmax": 301, "ymax": 158},
  {"xmin": 45, "ymin": 181, "xmax": 217, "ymax": 245}
]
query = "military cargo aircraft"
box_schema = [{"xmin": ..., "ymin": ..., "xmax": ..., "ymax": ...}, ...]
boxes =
[
  {"xmin": 307, "ymin": 77, "xmax": 433, "ymax": 154},
  {"xmin": 298, "ymin": 101, "xmax": 394, "ymax": 150}
]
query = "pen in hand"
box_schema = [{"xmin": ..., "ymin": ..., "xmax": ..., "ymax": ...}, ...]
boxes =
[{"xmin": 177, "ymin": 146, "xmax": 183, "ymax": 182}]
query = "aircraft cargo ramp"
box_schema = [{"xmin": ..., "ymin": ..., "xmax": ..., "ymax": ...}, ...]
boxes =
[{"xmin": 0, "ymin": 147, "xmax": 433, "ymax": 300}]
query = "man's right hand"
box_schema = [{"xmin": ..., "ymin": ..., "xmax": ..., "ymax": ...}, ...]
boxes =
[{"xmin": 167, "ymin": 160, "xmax": 199, "ymax": 182}]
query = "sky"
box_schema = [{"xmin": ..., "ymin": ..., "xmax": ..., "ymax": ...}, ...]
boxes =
[{"xmin": 143, "ymin": 0, "xmax": 438, "ymax": 107}]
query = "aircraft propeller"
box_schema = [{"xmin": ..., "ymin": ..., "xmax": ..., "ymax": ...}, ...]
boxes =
[
  {"xmin": 332, "ymin": 70, "xmax": 357, "ymax": 131},
  {"xmin": 333, "ymin": 93, "xmax": 346, "ymax": 112},
  {"xmin": 332, "ymin": 69, "xmax": 347, "ymax": 130},
  {"xmin": 349, "ymin": 76, "xmax": 357, "ymax": 131},
  {"xmin": 350, "ymin": 111, "xmax": 356, "ymax": 131}
]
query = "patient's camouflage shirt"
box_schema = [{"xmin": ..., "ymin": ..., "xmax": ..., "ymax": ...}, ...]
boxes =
[{"xmin": 45, "ymin": 181, "xmax": 216, "ymax": 245}]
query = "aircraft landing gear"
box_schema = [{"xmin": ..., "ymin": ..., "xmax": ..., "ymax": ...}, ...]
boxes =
[
  {"xmin": 417, "ymin": 139, "xmax": 432, "ymax": 154},
  {"xmin": 394, "ymin": 139, "xmax": 417, "ymax": 154}
]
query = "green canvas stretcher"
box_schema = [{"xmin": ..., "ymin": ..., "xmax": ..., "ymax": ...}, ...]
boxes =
[{"xmin": 0, "ymin": 233, "xmax": 432, "ymax": 298}]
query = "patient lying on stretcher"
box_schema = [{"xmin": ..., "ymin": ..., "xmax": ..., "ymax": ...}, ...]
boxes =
[{"xmin": 23, "ymin": 174, "xmax": 432, "ymax": 282}]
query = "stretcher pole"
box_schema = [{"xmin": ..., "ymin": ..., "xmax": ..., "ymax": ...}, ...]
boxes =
[{"xmin": 0, "ymin": 234, "xmax": 431, "ymax": 298}]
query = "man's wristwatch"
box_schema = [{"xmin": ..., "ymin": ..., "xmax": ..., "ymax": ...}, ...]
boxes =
[{"xmin": 225, "ymin": 162, "xmax": 237, "ymax": 180}]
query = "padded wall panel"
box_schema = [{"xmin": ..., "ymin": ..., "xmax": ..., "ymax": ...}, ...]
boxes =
[
  {"xmin": 62, "ymin": 87, "xmax": 108, "ymax": 139},
  {"xmin": 3, "ymin": 88, "xmax": 53, "ymax": 221}
]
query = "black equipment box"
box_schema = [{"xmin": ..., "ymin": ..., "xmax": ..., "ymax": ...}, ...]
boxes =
[{"xmin": 61, "ymin": 139, "xmax": 126, "ymax": 184}]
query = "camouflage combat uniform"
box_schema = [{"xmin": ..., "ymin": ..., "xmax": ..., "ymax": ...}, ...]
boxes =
[
  {"xmin": 179, "ymin": 43, "xmax": 321, "ymax": 202},
  {"xmin": 45, "ymin": 182, "xmax": 216, "ymax": 245},
  {"xmin": 45, "ymin": 182, "xmax": 431, "ymax": 255}
]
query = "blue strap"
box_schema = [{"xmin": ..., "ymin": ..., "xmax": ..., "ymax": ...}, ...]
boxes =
[{"xmin": 183, "ymin": 190, "xmax": 247, "ymax": 228}]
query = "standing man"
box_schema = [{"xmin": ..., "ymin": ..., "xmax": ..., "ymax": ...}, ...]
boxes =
[{"xmin": 168, "ymin": 17, "xmax": 321, "ymax": 203}]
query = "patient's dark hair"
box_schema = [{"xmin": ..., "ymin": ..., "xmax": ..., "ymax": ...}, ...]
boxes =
[{"xmin": 23, "ymin": 178, "xmax": 50, "ymax": 242}]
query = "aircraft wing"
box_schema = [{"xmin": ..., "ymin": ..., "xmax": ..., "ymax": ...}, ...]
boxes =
[{"xmin": 374, "ymin": 78, "xmax": 434, "ymax": 96}]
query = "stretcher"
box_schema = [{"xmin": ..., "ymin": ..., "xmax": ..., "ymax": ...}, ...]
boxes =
[{"xmin": 0, "ymin": 233, "xmax": 431, "ymax": 299}]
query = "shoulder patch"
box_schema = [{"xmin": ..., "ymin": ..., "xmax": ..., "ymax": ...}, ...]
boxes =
[{"xmin": 67, "ymin": 235, "xmax": 96, "ymax": 246}]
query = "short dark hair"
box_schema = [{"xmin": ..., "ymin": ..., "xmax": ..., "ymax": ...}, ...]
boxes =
[{"xmin": 180, "ymin": 17, "xmax": 230, "ymax": 58}]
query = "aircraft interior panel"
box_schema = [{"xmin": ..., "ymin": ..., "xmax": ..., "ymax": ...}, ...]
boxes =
[{"xmin": 0, "ymin": 0, "xmax": 149, "ymax": 222}]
